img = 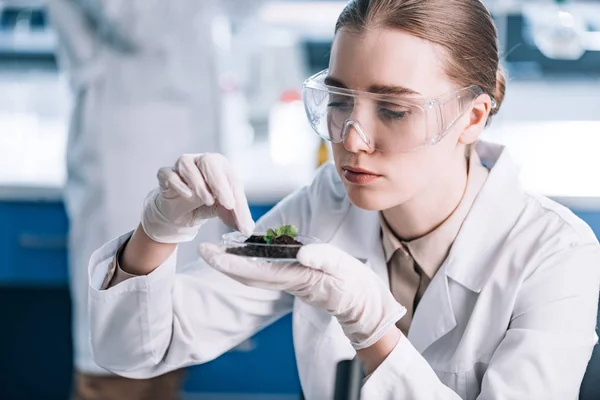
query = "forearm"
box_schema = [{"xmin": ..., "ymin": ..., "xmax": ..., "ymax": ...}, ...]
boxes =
[{"xmin": 120, "ymin": 223, "xmax": 177, "ymax": 275}]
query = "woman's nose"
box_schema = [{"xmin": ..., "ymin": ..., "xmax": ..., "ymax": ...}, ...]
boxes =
[{"xmin": 342, "ymin": 120, "xmax": 375, "ymax": 154}]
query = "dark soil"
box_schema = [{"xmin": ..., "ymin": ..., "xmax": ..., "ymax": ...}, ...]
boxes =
[{"xmin": 226, "ymin": 235, "xmax": 302, "ymax": 259}]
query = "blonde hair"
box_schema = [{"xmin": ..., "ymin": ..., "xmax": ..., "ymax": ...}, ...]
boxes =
[{"xmin": 335, "ymin": 0, "xmax": 506, "ymax": 124}]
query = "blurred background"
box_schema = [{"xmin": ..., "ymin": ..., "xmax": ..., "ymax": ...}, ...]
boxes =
[{"xmin": 0, "ymin": 0, "xmax": 599, "ymax": 399}]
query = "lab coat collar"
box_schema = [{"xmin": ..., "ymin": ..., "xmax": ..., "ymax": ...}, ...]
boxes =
[{"xmin": 443, "ymin": 141, "xmax": 525, "ymax": 293}]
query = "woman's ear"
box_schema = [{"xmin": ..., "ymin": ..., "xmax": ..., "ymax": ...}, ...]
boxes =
[{"xmin": 459, "ymin": 96, "xmax": 492, "ymax": 145}]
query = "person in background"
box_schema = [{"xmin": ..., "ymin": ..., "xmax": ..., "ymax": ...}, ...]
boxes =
[
  {"xmin": 47, "ymin": 1, "xmax": 263, "ymax": 398},
  {"xmin": 87, "ymin": 0, "xmax": 600, "ymax": 399}
]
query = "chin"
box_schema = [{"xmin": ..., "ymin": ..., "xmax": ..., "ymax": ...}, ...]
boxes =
[{"xmin": 345, "ymin": 186, "xmax": 404, "ymax": 211}]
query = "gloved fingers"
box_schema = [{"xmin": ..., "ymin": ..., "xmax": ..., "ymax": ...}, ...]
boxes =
[
  {"xmin": 157, "ymin": 167, "xmax": 192, "ymax": 198},
  {"xmin": 212, "ymin": 173, "xmax": 255, "ymax": 237},
  {"xmin": 198, "ymin": 243, "xmax": 313, "ymax": 289},
  {"xmin": 175, "ymin": 154, "xmax": 215, "ymax": 205},
  {"xmin": 229, "ymin": 176, "xmax": 255, "ymax": 237},
  {"xmin": 214, "ymin": 206, "xmax": 253, "ymax": 238},
  {"xmin": 196, "ymin": 154, "xmax": 236, "ymax": 210},
  {"xmin": 297, "ymin": 243, "xmax": 360, "ymax": 278}
]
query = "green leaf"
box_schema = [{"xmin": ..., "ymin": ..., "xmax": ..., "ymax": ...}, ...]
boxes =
[
  {"xmin": 264, "ymin": 228, "xmax": 277, "ymax": 244},
  {"xmin": 263, "ymin": 225, "xmax": 298, "ymax": 244},
  {"xmin": 276, "ymin": 225, "xmax": 298, "ymax": 238}
]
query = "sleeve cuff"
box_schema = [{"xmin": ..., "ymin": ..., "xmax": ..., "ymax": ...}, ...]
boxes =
[
  {"xmin": 361, "ymin": 333, "xmax": 416, "ymax": 395},
  {"xmin": 361, "ymin": 333, "xmax": 457, "ymax": 399},
  {"xmin": 100, "ymin": 236, "xmax": 135, "ymax": 290},
  {"xmin": 89, "ymin": 231, "xmax": 178, "ymax": 296}
]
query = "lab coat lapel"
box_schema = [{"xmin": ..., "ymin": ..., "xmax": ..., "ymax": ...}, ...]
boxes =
[
  {"xmin": 408, "ymin": 141, "xmax": 526, "ymax": 353},
  {"xmin": 408, "ymin": 261, "xmax": 457, "ymax": 354},
  {"xmin": 445, "ymin": 141, "xmax": 526, "ymax": 292}
]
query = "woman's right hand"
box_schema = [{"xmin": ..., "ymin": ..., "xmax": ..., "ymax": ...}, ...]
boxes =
[{"xmin": 141, "ymin": 153, "xmax": 255, "ymax": 244}]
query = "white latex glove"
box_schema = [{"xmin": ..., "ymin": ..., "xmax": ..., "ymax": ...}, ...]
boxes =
[
  {"xmin": 142, "ymin": 153, "xmax": 255, "ymax": 243},
  {"xmin": 198, "ymin": 242, "xmax": 406, "ymax": 349}
]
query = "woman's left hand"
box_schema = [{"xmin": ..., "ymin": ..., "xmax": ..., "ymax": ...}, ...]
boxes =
[{"xmin": 198, "ymin": 242, "xmax": 406, "ymax": 349}]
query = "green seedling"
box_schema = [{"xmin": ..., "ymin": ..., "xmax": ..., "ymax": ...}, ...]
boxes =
[{"xmin": 264, "ymin": 225, "xmax": 299, "ymax": 244}]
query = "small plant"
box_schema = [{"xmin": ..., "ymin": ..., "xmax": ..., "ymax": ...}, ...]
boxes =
[
  {"xmin": 264, "ymin": 225, "xmax": 299, "ymax": 244},
  {"xmin": 225, "ymin": 224, "xmax": 303, "ymax": 259}
]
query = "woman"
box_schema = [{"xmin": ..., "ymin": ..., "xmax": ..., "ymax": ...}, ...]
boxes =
[{"xmin": 88, "ymin": 0, "xmax": 600, "ymax": 398}]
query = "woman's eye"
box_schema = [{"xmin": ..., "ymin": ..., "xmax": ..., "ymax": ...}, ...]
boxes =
[
  {"xmin": 379, "ymin": 108, "xmax": 409, "ymax": 120},
  {"xmin": 328, "ymin": 101, "xmax": 352, "ymax": 110}
]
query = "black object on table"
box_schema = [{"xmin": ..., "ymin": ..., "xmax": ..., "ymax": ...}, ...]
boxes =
[{"xmin": 334, "ymin": 357, "xmax": 364, "ymax": 400}]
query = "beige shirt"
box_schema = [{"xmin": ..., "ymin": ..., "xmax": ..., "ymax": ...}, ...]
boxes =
[
  {"xmin": 101, "ymin": 237, "xmax": 135, "ymax": 290},
  {"xmin": 380, "ymin": 150, "xmax": 489, "ymax": 336}
]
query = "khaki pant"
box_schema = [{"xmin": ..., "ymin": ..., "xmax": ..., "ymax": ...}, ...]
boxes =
[{"xmin": 71, "ymin": 370, "xmax": 185, "ymax": 400}]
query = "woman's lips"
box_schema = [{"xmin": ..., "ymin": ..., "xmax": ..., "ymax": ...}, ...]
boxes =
[{"xmin": 342, "ymin": 167, "xmax": 381, "ymax": 185}]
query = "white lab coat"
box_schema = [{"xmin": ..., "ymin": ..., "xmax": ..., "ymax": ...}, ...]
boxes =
[
  {"xmin": 47, "ymin": 0, "xmax": 231, "ymax": 374},
  {"xmin": 88, "ymin": 141, "xmax": 600, "ymax": 399}
]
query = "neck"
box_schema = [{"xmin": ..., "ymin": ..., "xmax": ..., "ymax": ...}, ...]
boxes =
[{"xmin": 382, "ymin": 152, "xmax": 469, "ymax": 241}]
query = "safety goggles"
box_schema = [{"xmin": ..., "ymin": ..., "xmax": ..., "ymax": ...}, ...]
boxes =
[{"xmin": 302, "ymin": 69, "xmax": 496, "ymax": 153}]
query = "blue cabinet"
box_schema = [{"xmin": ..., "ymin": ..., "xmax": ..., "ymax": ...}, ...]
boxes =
[
  {"xmin": 184, "ymin": 314, "xmax": 300, "ymax": 394},
  {"xmin": 0, "ymin": 201, "xmax": 68, "ymax": 286}
]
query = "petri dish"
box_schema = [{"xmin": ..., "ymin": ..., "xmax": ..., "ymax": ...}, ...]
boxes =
[{"xmin": 222, "ymin": 231, "xmax": 321, "ymax": 263}]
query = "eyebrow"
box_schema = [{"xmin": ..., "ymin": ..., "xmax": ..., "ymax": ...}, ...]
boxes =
[{"xmin": 324, "ymin": 75, "xmax": 421, "ymax": 97}]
